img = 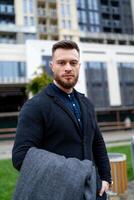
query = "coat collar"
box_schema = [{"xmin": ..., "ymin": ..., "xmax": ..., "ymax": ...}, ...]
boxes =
[{"xmin": 45, "ymin": 84, "xmax": 91, "ymax": 138}]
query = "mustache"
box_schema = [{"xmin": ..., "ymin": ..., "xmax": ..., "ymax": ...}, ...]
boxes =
[{"xmin": 62, "ymin": 74, "xmax": 75, "ymax": 77}]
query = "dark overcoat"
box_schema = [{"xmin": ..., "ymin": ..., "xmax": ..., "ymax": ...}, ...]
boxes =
[{"xmin": 12, "ymin": 84, "xmax": 111, "ymax": 198}]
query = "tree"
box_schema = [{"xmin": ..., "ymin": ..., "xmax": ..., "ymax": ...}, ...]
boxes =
[{"xmin": 27, "ymin": 66, "xmax": 52, "ymax": 95}]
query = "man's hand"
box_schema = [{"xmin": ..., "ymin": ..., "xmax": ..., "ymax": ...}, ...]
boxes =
[{"xmin": 99, "ymin": 180, "xmax": 109, "ymax": 196}]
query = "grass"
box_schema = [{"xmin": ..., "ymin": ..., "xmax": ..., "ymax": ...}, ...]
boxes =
[
  {"xmin": 0, "ymin": 145, "xmax": 133, "ymax": 200},
  {"xmin": 0, "ymin": 159, "xmax": 18, "ymax": 200},
  {"xmin": 107, "ymin": 145, "xmax": 134, "ymax": 181}
]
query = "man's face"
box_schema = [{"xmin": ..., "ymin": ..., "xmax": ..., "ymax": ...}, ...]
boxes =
[{"xmin": 51, "ymin": 48, "xmax": 80, "ymax": 90}]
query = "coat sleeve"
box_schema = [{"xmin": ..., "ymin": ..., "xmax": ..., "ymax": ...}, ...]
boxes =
[
  {"xmin": 12, "ymin": 98, "xmax": 45, "ymax": 171},
  {"xmin": 91, "ymin": 105, "xmax": 112, "ymax": 184}
]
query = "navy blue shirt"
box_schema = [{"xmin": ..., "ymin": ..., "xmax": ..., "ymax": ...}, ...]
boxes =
[{"xmin": 51, "ymin": 83, "xmax": 82, "ymax": 129}]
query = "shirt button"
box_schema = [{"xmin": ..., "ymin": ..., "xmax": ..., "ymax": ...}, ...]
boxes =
[
  {"xmin": 78, "ymin": 119, "xmax": 80, "ymax": 122},
  {"xmin": 68, "ymin": 95, "xmax": 70, "ymax": 98},
  {"xmin": 73, "ymin": 104, "xmax": 75, "ymax": 106}
]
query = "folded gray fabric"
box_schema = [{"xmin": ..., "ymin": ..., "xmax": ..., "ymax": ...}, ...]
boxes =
[{"xmin": 13, "ymin": 147, "xmax": 96, "ymax": 200}]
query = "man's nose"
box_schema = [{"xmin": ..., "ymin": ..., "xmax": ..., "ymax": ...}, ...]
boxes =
[{"xmin": 65, "ymin": 63, "xmax": 72, "ymax": 71}]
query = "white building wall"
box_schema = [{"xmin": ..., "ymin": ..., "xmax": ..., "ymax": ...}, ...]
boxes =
[{"xmin": 1, "ymin": 41, "xmax": 134, "ymax": 107}]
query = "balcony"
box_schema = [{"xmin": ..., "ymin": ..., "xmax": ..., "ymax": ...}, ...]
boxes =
[
  {"xmin": 38, "ymin": 25, "xmax": 47, "ymax": 34},
  {"xmin": 49, "ymin": 25, "xmax": 58, "ymax": 34},
  {"xmin": 38, "ymin": 8, "xmax": 47, "ymax": 18},
  {"xmin": 49, "ymin": 9, "xmax": 57, "ymax": 18},
  {"xmin": 0, "ymin": 38, "xmax": 16, "ymax": 44},
  {"xmin": 113, "ymin": 20, "xmax": 121, "ymax": 27},
  {"xmin": 103, "ymin": 20, "xmax": 111, "ymax": 27},
  {"xmin": 0, "ymin": 77, "xmax": 27, "ymax": 84},
  {"xmin": 112, "ymin": 7, "xmax": 119, "ymax": 14},
  {"xmin": 38, "ymin": 24, "xmax": 58, "ymax": 35},
  {"xmin": 0, "ymin": 23, "xmax": 36, "ymax": 33},
  {"xmin": 101, "ymin": 6, "xmax": 109, "ymax": 13}
]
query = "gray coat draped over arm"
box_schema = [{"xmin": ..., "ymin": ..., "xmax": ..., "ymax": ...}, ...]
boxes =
[{"xmin": 13, "ymin": 147, "xmax": 96, "ymax": 200}]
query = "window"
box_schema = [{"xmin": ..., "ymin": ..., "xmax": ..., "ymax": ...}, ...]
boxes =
[
  {"xmin": 7, "ymin": 5, "xmax": 14, "ymax": 13},
  {"xmin": 88, "ymin": 0, "xmax": 92, "ymax": 9},
  {"xmin": 62, "ymin": 20, "xmax": 71, "ymax": 29},
  {"xmin": 66, "ymin": 20, "xmax": 71, "ymax": 29},
  {"xmin": 118, "ymin": 63, "xmax": 134, "ymax": 106},
  {"xmin": 77, "ymin": 0, "xmax": 86, "ymax": 9},
  {"xmin": 0, "ymin": 4, "xmax": 6, "ymax": 12},
  {"xmin": 23, "ymin": 0, "xmax": 27, "ymax": 13},
  {"xmin": 29, "ymin": 0, "xmax": 33, "ymax": 13},
  {"xmin": 0, "ymin": 62, "xmax": 26, "ymax": 79},
  {"xmin": 85, "ymin": 62, "xmax": 109, "ymax": 107},
  {"xmin": 30, "ymin": 17, "xmax": 34, "ymax": 26},
  {"xmin": 79, "ymin": 24, "xmax": 87, "ymax": 32},
  {"xmin": 61, "ymin": 4, "xmax": 65, "ymax": 17},
  {"xmin": 66, "ymin": 4, "xmax": 71, "ymax": 16},
  {"xmin": 89, "ymin": 12, "xmax": 100, "ymax": 25},
  {"xmin": 88, "ymin": 0, "xmax": 98, "ymax": 10},
  {"xmin": 24, "ymin": 16, "xmax": 28, "ymax": 26},
  {"xmin": 61, "ymin": 3, "xmax": 71, "ymax": 17},
  {"xmin": 24, "ymin": 33, "xmax": 36, "ymax": 41},
  {"xmin": 79, "ymin": 10, "xmax": 87, "ymax": 23},
  {"xmin": 62, "ymin": 19, "xmax": 66, "ymax": 28},
  {"xmin": 90, "ymin": 26, "xmax": 100, "ymax": 32}
]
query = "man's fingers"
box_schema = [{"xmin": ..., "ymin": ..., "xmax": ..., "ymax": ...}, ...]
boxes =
[
  {"xmin": 99, "ymin": 181, "xmax": 109, "ymax": 196},
  {"xmin": 99, "ymin": 187, "xmax": 105, "ymax": 196}
]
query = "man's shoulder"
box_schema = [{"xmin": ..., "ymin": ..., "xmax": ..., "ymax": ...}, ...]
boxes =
[
  {"xmin": 21, "ymin": 86, "xmax": 50, "ymax": 109},
  {"xmin": 75, "ymin": 90, "xmax": 94, "ymax": 109}
]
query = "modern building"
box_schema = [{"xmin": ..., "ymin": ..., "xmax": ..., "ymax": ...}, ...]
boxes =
[
  {"xmin": 0, "ymin": 43, "xmax": 27, "ymax": 112},
  {"xmin": 1, "ymin": 0, "xmax": 134, "ymax": 44},
  {"xmin": 0, "ymin": 1, "xmax": 134, "ymax": 128},
  {"xmin": 0, "ymin": 40, "xmax": 134, "ymax": 124},
  {"xmin": 0, "ymin": 0, "xmax": 37, "ymax": 44},
  {"xmin": 37, "ymin": 0, "xmax": 59, "ymax": 40}
]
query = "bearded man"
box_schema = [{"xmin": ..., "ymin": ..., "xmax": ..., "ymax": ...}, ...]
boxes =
[{"xmin": 12, "ymin": 40, "xmax": 112, "ymax": 200}]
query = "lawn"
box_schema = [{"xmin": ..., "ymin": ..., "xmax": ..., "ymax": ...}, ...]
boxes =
[
  {"xmin": 0, "ymin": 145, "xmax": 133, "ymax": 200},
  {"xmin": 0, "ymin": 159, "xmax": 18, "ymax": 200}
]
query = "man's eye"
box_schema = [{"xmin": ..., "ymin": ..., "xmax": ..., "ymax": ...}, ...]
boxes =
[
  {"xmin": 58, "ymin": 61, "xmax": 65, "ymax": 65},
  {"xmin": 70, "ymin": 61, "xmax": 78, "ymax": 66}
]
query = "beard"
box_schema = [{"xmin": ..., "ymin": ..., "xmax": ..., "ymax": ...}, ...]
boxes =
[{"xmin": 53, "ymin": 73, "xmax": 79, "ymax": 89}]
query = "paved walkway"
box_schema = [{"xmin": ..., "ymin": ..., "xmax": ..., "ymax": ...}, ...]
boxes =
[{"xmin": 0, "ymin": 130, "xmax": 134, "ymax": 199}]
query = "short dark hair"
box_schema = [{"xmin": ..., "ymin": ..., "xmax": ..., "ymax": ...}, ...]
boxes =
[{"xmin": 52, "ymin": 40, "xmax": 80, "ymax": 57}]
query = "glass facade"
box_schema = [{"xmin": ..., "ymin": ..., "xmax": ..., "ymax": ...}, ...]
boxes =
[
  {"xmin": 77, "ymin": 0, "xmax": 100, "ymax": 33},
  {"xmin": 0, "ymin": 61, "xmax": 26, "ymax": 79},
  {"xmin": 77, "ymin": 0, "xmax": 133, "ymax": 34},
  {"xmin": 85, "ymin": 62, "xmax": 109, "ymax": 107},
  {"xmin": 118, "ymin": 63, "xmax": 134, "ymax": 106}
]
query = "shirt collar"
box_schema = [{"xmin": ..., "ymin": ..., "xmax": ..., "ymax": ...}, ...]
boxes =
[{"xmin": 51, "ymin": 83, "xmax": 74, "ymax": 98}]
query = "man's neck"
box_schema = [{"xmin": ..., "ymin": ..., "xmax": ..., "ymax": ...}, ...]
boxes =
[{"xmin": 53, "ymin": 80, "xmax": 73, "ymax": 94}]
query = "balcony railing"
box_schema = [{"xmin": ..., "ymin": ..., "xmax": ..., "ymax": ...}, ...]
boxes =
[
  {"xmin": 0, "ymin": 38, "xmax": 16, "ymax": 44},
  {"xmin": 49, "ymin": 25, "xmax": 58, "ymax": 34},
  {"xmin": 38, "ymin": 9, "xmax": 57, "ymax": 18},
  {"xmin": 38, "ymin": 25, "xmax": 58, "ymax": 34},
  {"xmin": 38, "ymin": 25, "xmax": 47, "ymax": 33},
  {"xmin": 0, "ymin": 24, "xmax": 36, "ymax": 33},
  {"xmin": 0, "ymin": 77, "xmax": 28, "ymax": 84},
  {"xmin": 49, "ymin": 9, "xmax": 57, "ymax": 18},
  {"xmin": 38, "ymin": 8, "xmax": 47, "ymax": 17}
]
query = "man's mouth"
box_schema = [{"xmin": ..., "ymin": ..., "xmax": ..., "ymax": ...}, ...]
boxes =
[{"xmin": 63, "ymin": 75, "xmax": 74, "ymax": 78}]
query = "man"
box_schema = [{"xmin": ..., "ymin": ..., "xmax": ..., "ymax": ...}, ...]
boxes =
[{"xmin": 12, "ymin": 40, "xmax": 112, "ymax": 199}]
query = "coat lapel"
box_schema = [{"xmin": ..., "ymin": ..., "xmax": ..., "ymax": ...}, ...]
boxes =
[
  {"xmin": 75, "ymin": 92, "xmax": 94, "ymax": 137},
  {"xmin": 45, "ymin": 85, "xmax": 82, "ymax": 138},
  {"xmin": 54, "ymin": 97, "xmax": 82, "ymax": 138}
]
